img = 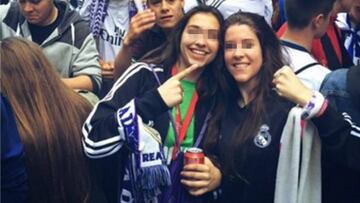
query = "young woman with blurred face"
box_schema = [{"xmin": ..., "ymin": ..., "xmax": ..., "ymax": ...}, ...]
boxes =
[
  {"xmin": 203, "ymin": 11, "xmax": 360, "ymax": 203},
  {"xmin": 83, "ymin": 5, "xmax": 224, "ymax": 202}
]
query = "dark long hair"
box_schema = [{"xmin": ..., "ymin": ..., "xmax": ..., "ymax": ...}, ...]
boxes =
[
  {"xmin": 1, "ymin": 37, "xmax": 92, "ymax": 203},
  {"xmin": 204, "ymin": 12, "xmax": 287, "ymax": 180},
  {"xmin": 142, "ymin": 5, "xmax": 224, "ymax": 101}
]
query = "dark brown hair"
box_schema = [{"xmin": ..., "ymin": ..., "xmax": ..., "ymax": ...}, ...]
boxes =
[
  {"xmin": 1, "ymin": 37, "xmax": 92, "ymax": 202},
  {"xmin": 142, "ymin": 5, "xmax": 225, "ymax": 101},
  {"xmin": 203, "ymin": 12, "xmax": 287, "ymax": 181}
]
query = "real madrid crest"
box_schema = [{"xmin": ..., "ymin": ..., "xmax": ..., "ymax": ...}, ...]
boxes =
[{"xmin": 254, "ymin": 124, "xmax": 271, "ymax": 148}]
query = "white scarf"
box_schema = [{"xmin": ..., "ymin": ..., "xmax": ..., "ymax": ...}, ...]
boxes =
[{"xmin": 275, "ymin": 107, "xmax": 322, "ymax": 203}]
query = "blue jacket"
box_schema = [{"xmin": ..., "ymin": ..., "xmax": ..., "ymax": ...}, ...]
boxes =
[
  {"xmin": 1, "ymin": 94, "xmax": 28, "ymax": 203},
  {"xmin": 320, "ymin": 66, "xmax": 360, "ymax": 203},
  {"xmin": 321, "ymin": 66, "xmax": 360, "ymax": 123}
]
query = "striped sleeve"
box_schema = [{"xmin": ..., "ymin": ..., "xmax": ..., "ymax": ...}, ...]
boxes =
[
  {"xmin": 342, "ymin": 112, "xmax": 360, "ymax": 138},
  {"xmin": 81, "ymin": 62, "xmax": 164, "ymax": 158},
  {"xmin": 312, "ymin": 105, "xmax": 360, "ymax": 170}
]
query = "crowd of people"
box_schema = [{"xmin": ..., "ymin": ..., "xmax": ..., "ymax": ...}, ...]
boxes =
[{"xmin": 1, "ymin": 0, "xmax": 359, "ymax": 203}]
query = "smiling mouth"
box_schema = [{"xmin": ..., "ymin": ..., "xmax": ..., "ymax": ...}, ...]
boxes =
[
  {"xmin": 190, "ymin": 48, "xmax": 207, "ymax": 56},
  {"xmin": 233, "ymin": 63, "xmax": 250, "ymax": 68}
]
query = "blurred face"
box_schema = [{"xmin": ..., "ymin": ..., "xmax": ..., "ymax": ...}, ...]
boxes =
[
  {"xmin": 19, "ymin": 0, "xmax": 55, "ymax": 26},
  {"xmin": 350, "ymin": 0, "xmax": 360, "ymax": 23},
  {"xmin": 337, "ymin": 0, "xmax": 355, "ymax": 12},
  {"xmin": 178, "ymin": 12, "xmax": 220, "ymax": 69},
  {"xmin": 224, "ymin": 24, "xmax": 263, "ymax": 88},
  {"xmin": 148, "ymin": 0, "xmax": 184, "ymax": 30}
]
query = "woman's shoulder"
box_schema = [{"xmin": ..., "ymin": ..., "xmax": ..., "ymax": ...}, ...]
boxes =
[{"xmin": 119, "ymin": 62, "xmax": 164, "ymax": 79}]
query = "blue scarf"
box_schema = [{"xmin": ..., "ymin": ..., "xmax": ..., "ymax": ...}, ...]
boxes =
[
  {"xmin": 89, "ymin": 0, "xmax": 108, "ymax": 38},
  {"xmin": 344, "ymin": 14, "xmax": 360, "ymax": 60},
  {"xmin": 117, "ymin": 99, "xmax": 171, "ymax": 202}
]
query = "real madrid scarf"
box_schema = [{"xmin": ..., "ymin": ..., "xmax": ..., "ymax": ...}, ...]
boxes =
[
  {"xmin": 117, "ymin": 99, "xmax": 171, "ymax": 202},
  {"xmin": 337, "ymin": 13, "xmax": 360, "ymax": 65}
]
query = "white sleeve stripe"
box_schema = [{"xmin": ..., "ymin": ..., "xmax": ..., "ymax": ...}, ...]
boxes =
[
  {"xmin": 83, "ymin": 143, "xmax": 123, "ymax": 159},
  {"xmin": 81, "ymin": 122, "xmax": 123, "ymax": 147},
  {"xmin": 351, "ymin": 124, "xmax": 360, "ymax": 132},
  {"xmin": 351, "ymin": 130, "xmax": 360, "ymax": 138},
  {"xmin": 83, "ymin": 141, "xmax": 124, "ymax": 155},
  {"xmin": 109, "ymin": 63, "xmax": 163, "ymax": 101},
  {"xmin": 82, "ymin": 63, "xmax": 162, "ymax": 150},
  {"xmin": 341, "ymin": 113, "xmax": 360, "ymax": 138},
  {"xmin": 82, "ymin": 134, "xmax": 122, "ymax": 147},
  {"xmin": 343, "ymin": 117, "xmax": 360, "ymax": 132}
]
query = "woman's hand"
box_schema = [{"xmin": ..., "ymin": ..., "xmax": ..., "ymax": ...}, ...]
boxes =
[
  {"xmin": 157, "ymin": 64, "xmax": 199, "ymax": 107},
  {"xmin": 272, "ymin": 66, "xmax": 313, "ymax": 107},
  {"xmin": 99, "ymin": 59, "xmax": 114, "ymax": 79},
  {"xmin": 180, "ymin": 157, "xmax": 222, "ymax": 196}
]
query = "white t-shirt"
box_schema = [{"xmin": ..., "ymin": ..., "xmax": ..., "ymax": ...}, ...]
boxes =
[
  {"xmin": 80, "ymin": 0, "xmax": 129, "ymax": 61},
  {"xmin": 184, "ymin": 0, "xmax": 273, "ymax": 25},
  {"xmin": 282, "ymin": 41, "xmax": 331, "ymax": 91}
]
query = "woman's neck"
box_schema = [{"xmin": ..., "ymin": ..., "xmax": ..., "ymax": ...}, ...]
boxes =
[{"xmin": 237, "ymin": 80, "xmax": 258, "ymax": 107}]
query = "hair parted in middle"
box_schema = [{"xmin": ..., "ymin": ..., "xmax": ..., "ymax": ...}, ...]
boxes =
[
  {"xmin": 142, "ymin": 4, "xmax": 225, "ymax": 101},
  {"xmin": 204, "ymin": 11, "xmax": 288, "ymax": 181}
]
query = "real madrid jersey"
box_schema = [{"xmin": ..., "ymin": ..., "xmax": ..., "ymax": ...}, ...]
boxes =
[
  {"xmin": 80, "ymin": 0, "xmax": 129, "ymax": 61},
  {"xmin": 184, "ymin": 0, "xmax": 273, "ymax": 24},
  {"xmin": 216, "ymin": 90, "xmax": 293, "ymax": 202}
]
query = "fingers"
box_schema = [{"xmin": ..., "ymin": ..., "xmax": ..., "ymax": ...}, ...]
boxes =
[
  {"xmin": 180, "ymin": 157, "xmax": 222, "ymax": 197},
  {"xmin": 272, "ymin": 65, "xmax": 313, "ymax": 105},
  {"xmin": 129, "ymin": 10, "xmax": 156, "ymax": 33},
  {"xmin": 124, "ymin": 10, "xmax": 156, "ymax": 45},
  {"xmin": 157, "ymin": 64, "xmax": 199, "ymax": 107},
  {"xmin": 183, "ymin": 162, "xmax": 209, "ymax": 171},
  {"xmin": 188, "ymin": 188, "xmax": 208, "ymax": 196},
  {"xmin": 157, "ymin": 78, "xmax": 183, "ymax": 107},
  {"xmin": 99, "ymin": 59, "xmax": 105, "ymax": 66},
  {"xmin": 272, "ymin": 65, "xmax": 292, "ymax": 88},
  {"xmin": 273, "ymin": 65, "xmax": 292, "ymax": 79},
  {"xmin": 100, "ymin": 61, "xmax": 114, "ymax": 79},
  {"xmin": 102, "ymin": 70, "xmax": 114, "ymax": 78},
  {"xmin": 173, "ymin": 64, "xmax": 200, "ymax": 80},
  {"xmin": 181, "ymin": 179, "xmax": 210, "ymax": 189},
  {"xmin": 181, "ymin": 170, "xmax": 211, "ymax": 181}
]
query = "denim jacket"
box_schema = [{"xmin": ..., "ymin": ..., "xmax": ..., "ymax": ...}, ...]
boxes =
[{"xmin": 320, "ymin": 68, "xmax": 360, "ymax": 123}]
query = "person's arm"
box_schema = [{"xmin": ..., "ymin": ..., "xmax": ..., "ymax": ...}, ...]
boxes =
[
  {"xmin": 114, "ymin": 43, "xmax": 134, "ymax": 79},
  {"xmin": 83, "ymin": 63, "xmax": 200, "ymax": 159},
  {"xmin": 114, "ymin": 9, "xmax": 156, "ymax": 79},
  {"xmin": 82, "ymin": 63, "xmax": 167, "ymax": 158},
  {"xmin": 62, "ymin": 75, "xmax": 93, "ymax": 91},
  {"xmin": 99, "ymin": 59, "xmax": 115, "ymax": 79},
  {"xmin": 1, "ymin": 3, "xmax": 18, "ymax": 40},
  {"xmin": 71, "ymin": 32, "xmax": 102, "ymax": 93},
  {"xmin": 273, "ymin": 65, "xmax": 360, "ymax": 169},
  {"xmin": 311, "ymin": 104, "xmax": 360, "ymax": 170}
]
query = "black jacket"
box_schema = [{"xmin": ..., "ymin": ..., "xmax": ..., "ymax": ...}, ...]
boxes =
[
  {"xmin": 82, "ymin": 62, "xmax": 212, "ymax": 203},
  {"xmin": 213, "ymin": 91, "xmax": 360, "ymax": 203}
]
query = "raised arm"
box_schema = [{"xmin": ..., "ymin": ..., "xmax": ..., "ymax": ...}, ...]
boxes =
[
  {"xmin": 273, "ymin": 65, "xmax": 360, "ymax": 169},
  {"xmin": 82, "ymin": 63, "xmax": 167, "ymax": 158},
  {"xmin": 114, "ymin": 9, "xmax": 156, "ymax": 78}
]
